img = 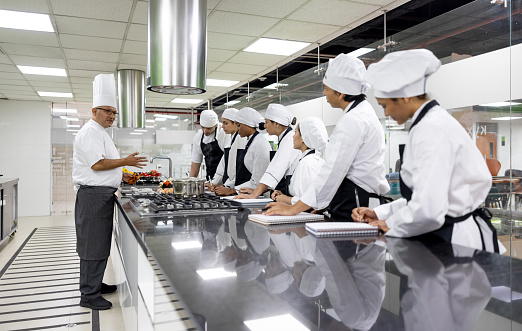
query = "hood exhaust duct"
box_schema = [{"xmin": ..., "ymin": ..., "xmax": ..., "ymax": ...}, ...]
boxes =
[
  {"xmin": 117, "ymin": 69, "xmax": 146, "ymax": 128},
  {"xmin": 148, "ymin": 0, "xmax": 207, "ymax": 95}
]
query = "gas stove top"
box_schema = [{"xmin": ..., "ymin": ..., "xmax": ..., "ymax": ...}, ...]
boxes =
[{"xmin": 129, "ymin": 193, "xmax": 241, "ymax": 217}]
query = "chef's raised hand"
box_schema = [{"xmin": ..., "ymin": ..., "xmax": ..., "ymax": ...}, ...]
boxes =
[
  {"xmin": 369, "ymin": 220, "xmax": 390, "ymax": 233},
  {"xmin": 124, "ymin": 152, "xmax": 148, "ymax": 168},
  {"xmin": 263, "ymin": 202, "xmax": 298, "ymax": 216},
  {"xmin": 351, "ymin": 207, "xmax": 378, "ymax": 223}
]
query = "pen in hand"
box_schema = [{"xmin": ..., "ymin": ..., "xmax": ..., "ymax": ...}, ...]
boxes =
[{"xmin": 355, "ymin": 188, "xmax": 361, "ymax": 222}]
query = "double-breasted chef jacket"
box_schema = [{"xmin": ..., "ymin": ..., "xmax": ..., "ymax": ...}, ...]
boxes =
[
  {"xmin": 234, "ymin": 132, "xmax": 272, "ymax": 191},
  {"xmin": 212, "ymin": 131, "xmax": 247, "ymax": 188}
]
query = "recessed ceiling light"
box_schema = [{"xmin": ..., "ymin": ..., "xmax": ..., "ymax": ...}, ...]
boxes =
[
  {"xmin": 154, "ymin": 114, "xmax": 178, "ymax": 120},
  {"xmin": 244, "ymin": 314, "xmax": 309, "ymax": 331},
  {"xmin": 17, "ymin": 65, "xmax": 66, "ymax": 77},
  {"xmin": 171, "ymin": 98, "xmax": 204, "ymax": 104},
  {"xmin": 53, "ymin": 108, "xmax": 78, "ymax": 114},
  {"xmin": 38, "ymin": 92, "xmax": 73, "ymax": 98},
  {"xmin": 0, "ymin": 9, "xmax": 54, "ymax": 33},
  {"xmin": 346, "ymin": 48, "xmax": 374, "ymax": 58},
  {"xmin": 207, "ymin": 79, "xmax": 239, "ymax": 87},
  {"xmin": 244, "ymin": 38, "xmax": 310, "ymax": 56},
  {"xmin": 224, "ymin": 100, "xmax": 241, "ymax": 106},
  {"xmin": 263, "ymin": 83, "xmax": 289, "ymax": 90},
  {"xmin": 479, "ymin": 101, "xmax": 521, "ymax": 107},
  {"xmin": 196, "ymin": 268, "xmax": 236, "ymax": 280}
]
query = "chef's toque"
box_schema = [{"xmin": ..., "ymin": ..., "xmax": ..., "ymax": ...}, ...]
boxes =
[
  {"xmin": 235, "ymin": 260, "xmax": 263, "ymax": 282},
  {"xmin": 222, "ymin": 108, "xmax": 239, "ymax": 122},
  {"xmin": 323, "ymin": 54, "xmax": 370, "ymax": 95},
  {"xmin": 364, "ymin": 49, "xmax": 441, "ymax": 98},
  {"xmin": 265, "ymin": 103, "xmax": 295, "ymax": 127},
  {"xmin": 265, "ymin": 271, "xmax": 294, "ymax": 294},
  {"xmin": 299, "ymin": 117, "xmax": 328, "ymax": 154},
  {"xmin": 236, "ymin": 107, "xmax": 265, "ymax": 128},
  {"xmin": 200, "ymin": 109, "xmax": 219, "ymax": 127},
  {"xmin": 92, "ymin": 74, "xmax": 117, "ymax": 108}
]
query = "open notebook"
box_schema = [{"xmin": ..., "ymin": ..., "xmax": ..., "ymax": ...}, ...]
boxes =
[
  {"xmin": 248, "ymin": 212, "xmax": 324, "ymax": 226},
  {"xmin": 221, "ymin": 196, "xmax": 273, "ymax": 208},
  {"xmin": 306, "ymin": 222, "xmax": 379, "ymax": 237}
]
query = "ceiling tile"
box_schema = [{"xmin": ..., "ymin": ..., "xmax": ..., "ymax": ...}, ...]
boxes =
[
  {"xmin": 208, "ymin": 11, "xmax": 279, "ymax": 37},
  {"xmin": 63, "ymin": 49, "xmax": 119, "ymax": 63},
  {"xmin": 0, "ymin": 64, "xmax": 19, "ymax": 73},
  {"xmin": 2, "ymin": 91, "xmax": 39, "ymax": 98},
  {"xmin": 30, "ymin": 85, "xmax": 72, "ymax": 93},
  {"xmin": 117, "ymin": 64, "xmax": 147, "ymax": 72},
  {"xmin": 208, "ymin": 0, "xmax": 221, "ymax": 10},
  {"xmin": 0, "ymin": 0, "xmax": 49, "ymax": 14},
  {"xmin": 207, "ymin": 32, "xmax": 256, "ymax": 51},
  {"xmin": 215, "ymin": 63, "xmax": 265, "ymax": 75},
  {"xmin": 9, "ymin": 55, "xmax": 65, "ymax": 67},
  {"xmin": 228, "ymin": 52, "xmax": 286, "ymax": 66},
  {"xmin": 30, "ymin": 81, "xmax": 71, "ymax": 89},
  {"xmin": 0, "ymin": 85, "xmax": 34, "ymax": 92},
  {"xmin": 131, "ymin": 1, "xmax": 148, "ymax": 24},
  {"xmin": 50, "ymin": 0, "xmax": 133, "ymax": 22},
  {"xmin": 60, "ymin": 35, "xmax": 123, "ymax": 52},
  {"xmin": 71, "ymin": 77, "xmax": 100, "ymax": 84},
  {"xmin": 25, "ymin": 75, "xmax": 69, "ymax": 83},
  {"xmin": 207, "ymin": 61, "xmax": 223, "ymax": 71},
  {"xmin": 288, "ymin": 0, "xmax": 379, "ymax": 26},
  {"xmin": 207, "ymin": 72, "xmax": 251, "ymax": 81},
  {"xmin": 216, "ymin": 0, "xmax": 308, "ymax": 19},
  {"xmin": 0, "ymin": 30, "xmax": 59, "ymax": 47},
  {"xmin": 3, "ymin": 79, "xmax": 30, "ymax": 86},
  {"xmin": 265, "ymin": 20, "xmax": 341, "ymax": 42},
  {"xmin": 122, "ymin": 40, "xmax": 147, "ymax": 55},
  {"xmin": 67, "ymin": 60, "xmax": 117, "ymax": 72},
  {"xmin": 0, "ymin": 43, "xmax": 63, "ymax": 58},
  {"xmin": 0, "ymin": 55, "xmax": 12, "ymax": 64},
  {"xmin": 68, "ymin": 69, "xmax": 103, "ymax": 78},
  {"xmin": 54, "ymin": 16, "xmax": 127, "ymax": 39},
  {"xmin": 126, "ymin": 24, "xmax": 147, "ymax": 42},
  {"xmin": 119, "ymin": 53, "xmax": 147, "ymax": 65},
  {"xmin": 208, "ymin": 49, "xmax": 237, "ymax": 62}
]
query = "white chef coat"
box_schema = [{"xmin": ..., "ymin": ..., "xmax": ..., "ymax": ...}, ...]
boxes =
[
  {"xmin": 72, "ymin": 119, "xmax": 121, "ymax": 190},
  {"xmin": 191, "ymin": 123, "xmax": 229, "ymax": 163},
  {"xmin": 260, "ymin": 129, "xmax": 301, "ymax": 189},
  {"xmin": 374, "ymin": 102, "xmax": 504, "ymax": 253},
  {"xmin": 289, "ymin": 150, "xmax": 325, "ymax": 205},
  {"xmin": 211, "ymin": 132, "xmax": 247, "ymax": 187},
  {"xmin": 234, "ymin": 133, "xmax": 272, "ymax": 191},
  {"xmin": 300, "ymin": 100, "xmax": 390, "ymax": 210}
]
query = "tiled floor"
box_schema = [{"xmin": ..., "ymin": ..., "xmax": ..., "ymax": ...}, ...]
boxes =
[{"xmin": 0, "ymin": 215, "xmax": 125, "ymax": 331}]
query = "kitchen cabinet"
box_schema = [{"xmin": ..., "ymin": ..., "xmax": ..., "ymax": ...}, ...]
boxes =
[{"xmin": 0, "ymin": 178, "xmax": 18, "ymax": 245}]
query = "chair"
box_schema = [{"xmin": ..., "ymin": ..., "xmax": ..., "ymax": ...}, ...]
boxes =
[{"xmin": 486, "ymin": 158, "xmax": 501, "ymax": 176}]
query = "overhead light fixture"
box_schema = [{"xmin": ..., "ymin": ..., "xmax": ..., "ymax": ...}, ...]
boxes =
[
  {"xmin": 172, "ymin": 241, "xmax": 202, "ymax": 250},
  {"xmin": 17, "ymin": 65, "xmax": 66, "ymax": 77},
  {"xmin": 224, "ymin": 100, "xmax": 241, "ymax": 106},
  {"xmin": 38, "ymin": 91, "xmax": 73, "ymax": 98},
  {"xmin": 263, "ymin": 83, "xmax": 289, "ymax": 90},
  {"xmin": 145, "ymin": 119, "xmax": 156, "ymax": 123},
  {"xmin": 491, "ymin": 116, "xmax": 522, "ymax": 121},
  {"xmin": 0, "ymin": 9, "xmax": 54, "ymax": 33},
  {"xmin": 244, "ymin": 314, "xmax": 309, "ymax": 331},
  {"xmin": 154, "ymin": 114, "xmax": 179, "ymax": 120},
  {"xmin": 60, "ymin": 116, "xmax": 79, "ymax": 121},
  {"xmin": 134, "ymin": 129, "xmax": 148, "ymax": 132},
  {"xmin": 53, "ymin": 108, "xmax": 78, "ymax": 114},
  {"xmin": 346, "ymin": 47, "xmax": 374, "ymax": 58},
  {"xmin": 207, "ymin": 79, "xmax": 239, "ymax": 87},
  {"xmin": 244, "ymin": 38, "xmax": 310, "ymax": 56},
  {"xmin": 479, "ymin": 101, "xmax": 521, "ymax": 107},
  {"xmin": 67, "ymin": 124, "xmax": 80, "ymax": 128},
  {"xmin": 171, "ymin": 98, "xmax": 203, "ymax": 104},
  {"xmin": 196, "ymin": 268, "xmax": 236, "ymax": 280},
  {"xmin": 129, "ymin": 132, "xmax": 142, "ymax": 135}
]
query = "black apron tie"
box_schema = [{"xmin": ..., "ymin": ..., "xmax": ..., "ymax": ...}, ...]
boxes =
[
  {"xmin": 201, "ymin": 129, "xmax": 224, "ymax": 181},
  {"xmin": 222, "ymin": 131, "xmax": 238, "ymax": 184},
  {"xmin": 235, "ymin": 131, "xmax": 259, "ymax": 186}
]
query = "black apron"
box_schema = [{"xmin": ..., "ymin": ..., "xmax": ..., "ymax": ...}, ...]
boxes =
[
  {"xmin": 201, "ymin": 129, "xmax": 224, "ymax": 181},
  {"xmin": 235, "ymin": 131, "xmax": 259, "ymax": 186},
  {"xmin": 222, "ymin": 132, "xmax": 238, "ymax": 184},
  {"xmin": 269, "ymin": 128, "xmax": 293, "ymax": 195},
  {"xmin": 75, "ymin": 185, "xmax": 117, "ymax": 260},
  {"xmin": 398, "ymin": 100, "xmax": 499, "ymax": 252}
]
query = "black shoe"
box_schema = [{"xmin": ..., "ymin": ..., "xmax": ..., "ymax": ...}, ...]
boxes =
[
  {"xmin": 101, "ymin": 283, "xmax": 117, "ymax": 294},
  {"xmin": 80, "ymin": 296, "xmax": 112, "ymax": 310}
]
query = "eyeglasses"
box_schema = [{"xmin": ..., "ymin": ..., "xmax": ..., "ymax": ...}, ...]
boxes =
[{"xmin": 96, "ymin": 107, "xmax": 118, "ymax": 116}]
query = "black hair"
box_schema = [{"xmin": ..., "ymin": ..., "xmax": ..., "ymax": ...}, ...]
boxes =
[
  {"xmin": 390, "ymin": 94, "xmax": 428, "ymax": 102},
  {"xmin": 291, "ymin": 117, "xmax": 297, "ymax": 126},
  {"xmin": 342, "ymin": 94, "xmax": 366, "ymax": 102},
  {"xmin": 258, "ymin": 122, "xmax": 265, "ymax": 130}
]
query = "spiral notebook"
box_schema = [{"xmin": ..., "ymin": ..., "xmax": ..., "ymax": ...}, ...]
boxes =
[
  {"xmin": 306, "ymin": 222, "xmax": 379, "ymax": 237},
  {"xmin": 248, "ymin": 212, "xmax": 324, "ymax": 226}
]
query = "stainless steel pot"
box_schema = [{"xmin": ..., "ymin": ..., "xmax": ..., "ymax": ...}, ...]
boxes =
[
  {"xmin": 172, "ymin": 179, "xmax": 186, "ymax": 198},
  {"xmin": 170, "ymin": 178, "xmax": 206, "ymax": 198}
]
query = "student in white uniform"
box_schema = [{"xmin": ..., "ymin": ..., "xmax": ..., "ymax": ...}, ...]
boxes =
[
  {"xmin": 265, "ymin": 54, "xmax": 390, "ymax": 220},
  {"xmin": 234, "ymin": 107, "xmax": 272, "ymax": 191},
  {"xmin": 236, "ymin": 103, "xmax": 301, "ymax": 199},
  {"xmin": 271, "ymin": 117, "xmax": 328, "ymax": 206},
  {"xmin": 190, "ymin": 109, "xmax": 229, "ymax": 180},
  {"xmin": 353, "ymin": 49, "xmax": 504, "ymax": 254},
  {"xmin": 210, "ymin": 108, "xmax": 247, "ymax": 196}
]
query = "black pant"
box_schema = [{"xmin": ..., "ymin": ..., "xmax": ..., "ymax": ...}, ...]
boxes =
[{"xmin": 80, "ymin": 258, "xmax": 108, "ymax": 300}]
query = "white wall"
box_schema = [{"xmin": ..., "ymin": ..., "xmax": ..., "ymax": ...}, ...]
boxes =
[{"xmin": 0, "ymin": 100, "xmax": 52, "ymax": 216}]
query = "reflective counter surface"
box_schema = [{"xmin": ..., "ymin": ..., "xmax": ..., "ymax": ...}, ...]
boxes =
[{"xmin": 118, "ymin": 197, "xmax": 522, "ymax": 331}]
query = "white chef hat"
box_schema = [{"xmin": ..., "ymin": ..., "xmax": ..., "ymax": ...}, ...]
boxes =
[
  {"xmin": 364, "ymin": 49, "xmax": 441, "ymax": 98},
  {"xmin": 222, "ymin": 108, "xmax": 239, "ymax": 122},
  {"xmin": 244, "ymin": 222, "xmax": 270, "ymax": 255},
  {"xmin": 265, "ymin": 103, "xmax": 295, "ymax": 127},
  {"xmin": 200, "ymin": 249, "xmax": 219, "ymax": 267},
  {"xmin": 298, "ymin": 117, "xmax": 328, "ymax": 154},
  {"xmin": 200, "ymin": 109, "xmax": 219, "ymax": 127},
  {"xmin": 235, "ymin": 260, "xmax": 263, "ymax": 282},
  {"xmin": 265, "ymin": 271, "xmax": 294, "ymax": 294},
  {"xmin": 92, "ymin": 73, "xmax": 117, "ymax": 108},
  {"xmin": 236, "ymin": 107, "xmax": 265, "ymax": 128},
  {"xmin": 299, "ymin": 265, "xmax": 326, "ymax": 297},
  {"xmin": 323, "ymin": 54, "xmax": 370, "ymax": 95}
]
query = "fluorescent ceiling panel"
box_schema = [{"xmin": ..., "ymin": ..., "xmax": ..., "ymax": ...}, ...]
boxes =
[
  {"xmin": 224, "ymin": 100, "xmax": 241, "ymax": 106},
  {"xmin": 154, "ymin": 114, "xmax": 178, "ymax": 120},
  {"xmin": 207, "ymin": 78, "xmax": 239, "ymax": 87},
  {"xmin": 244, "ymin": 38, "xmax": 310, "ymax": 56},
  {"xmin": 18, "ymin": 65, "xmax": 67, "ymax": 77},
  {"xmin": 38, "ymin": 91, "xmax": 73, "ymax": 98},
  {"xmin": 244, "ymin": 314, "xmax": 309, "ymax": 331},
  {"xmin": 346, "ymin": 48, "xmax": 374, "ymax": 58},
  {"xmin": 171, "ymin": 98, "xmax": 203, "ymax": 104},
  {"xmin": 196, "ymin": 268, "xmax": 236, "ymax": 280},
  {"xmin": 0, "ymin": 9, "xmax": 54, "ymax": 32}
]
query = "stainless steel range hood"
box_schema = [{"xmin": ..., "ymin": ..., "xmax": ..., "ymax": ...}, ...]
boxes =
[
  {"xmin": 148, "ymin": 0, "xmax": 207, "ymax": 95},
  {"xmin": 117, "ymin": 69, "xmax": 145, "ymax": 128}
]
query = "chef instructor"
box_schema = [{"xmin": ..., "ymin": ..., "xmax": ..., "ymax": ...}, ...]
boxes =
[
  {"xmin": 72, "ymin": 73, "xmax": 147, "ymax": 310},
  {"xmin": 190, "ymin": 109, "xmax": 228, "ymax": 180}
]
